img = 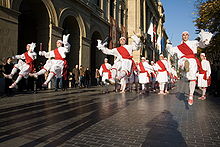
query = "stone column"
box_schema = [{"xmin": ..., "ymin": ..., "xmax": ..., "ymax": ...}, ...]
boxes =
[
  {"xmin": 127, "ymin": 0, "xmax": 141, "ymax": 62},
  {"xmin": 0, "ymin": 6, "xmax": 20, "ymax": 59},
  {"xmin": 80, "ymin": 37, "xmax": 91, "ymax": 68}
]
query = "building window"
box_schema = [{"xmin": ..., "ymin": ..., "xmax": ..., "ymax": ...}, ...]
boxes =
[
  {"xmin": 110, "ymin": 0, "xmax": 114, "ymax": 17},
  {"xmin": 121, "ymin": 9, "xmax": 124, "ymax": 25},
  {"xmin": 96, "ymin": 0, "xmax": 101, "ymax": 7},
  {"xmin": 140, "ymin": 0, "xmax": 144, "ymax": 30}
]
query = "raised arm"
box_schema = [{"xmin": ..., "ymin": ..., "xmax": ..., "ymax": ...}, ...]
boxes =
[
  {"xmin": 12, "ymin": 54, "xmax": 25, "ymax": 60},
  {"xmin": 39, "ymin": 50, "xmax": 55, "ymax": 58},
  {"xmin": 96, "ymin": 40, "xmax": 116, "ymax": 56},
  {"xmin": 130, "ymin": 35, "xmax": 141, "ymax": 51},
  {"xmin": 166, "ymin": 43, "xmax": 177, "ymax": 56},
  {"xmin": 63, "ymin": 34, "xmax": 71, "ymax": 52},
  {"xmin": 198, "ymin": 30, "xmax": 213, "ymax": 48}
]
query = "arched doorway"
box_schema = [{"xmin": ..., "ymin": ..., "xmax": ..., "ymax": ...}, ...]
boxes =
[
  {"xmin": 62, "ymin": 16, "xmax": 80, "ymax": 71},
  {"xmin": 17, "ymin": 0, "xmax": 50, "ymax": 91},
  {"xmin": 18, "ymin": 0, "xmax": 49, "ymax": 54},
  {"xmin": 90, "ymin": 31, "xmax": 103, "ymax": 85}
]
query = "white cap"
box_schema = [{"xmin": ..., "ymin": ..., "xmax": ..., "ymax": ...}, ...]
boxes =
[
  {"xmin": 141, "ymin": 57, "xmax": 146, "ymax": 60},
  {"xmin": 119, "ymin": 36, "xmax": 126, "ymax": 40},
  {"xmin": 104, "ymin": 58, "xmax": 108, "ymax": 61},
  {"xmin": 26, "ymin": 44, "xmax": 31, "ymax": 51},
  {"xmin": 164, "ymin": 57, "xmax": 167, "ymax": 60},
  {"xmin": 146, "ymin": 60, "xmax": 149, "ymax": 62},
  {"xmin": 159, "ymin": 54, "xmax": 164, "ymax": 57},
  {"xmin": 200, "ymin": 53, "xmax": 206, "ymax": 57},
  {"xmin": 182, "ymin": 31, "xmax": 189, "ymax": 35},
  {"xmin": 151, "ymin": 61, "xmax": 154, "ymax": 63},
  {"xmin": 57, "ymin": 40, "xmax": 63, "ymax": 44}
]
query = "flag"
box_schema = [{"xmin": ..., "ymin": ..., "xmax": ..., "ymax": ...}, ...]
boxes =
[
  {"xmin": 147, "ymin": 18, "xmax": 153, "ymax": 42},
  {"xmin": 157, "ymin": 35, "xmax": 161, "ymax": 52},
  {"xmin": 153, "ymin": 24, "xmax": 157, "ymax": 43}
]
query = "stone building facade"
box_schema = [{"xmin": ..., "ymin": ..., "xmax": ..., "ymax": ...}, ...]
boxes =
[
  {"xmin": 127, "ymin": 0, "xmax": 168, "ymax": 62},
  {"xmin": 0, "ymin": 0, "xmax": 127, "ymax": 82}
]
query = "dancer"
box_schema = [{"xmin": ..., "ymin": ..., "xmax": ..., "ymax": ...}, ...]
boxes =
[
  {"xmin": 99, "ymin": 58, "xmax": 112, "ymax": 93},
  {"xmin": 197, "ymin": 53, "xmax": 211, "ymax": 100},
  {"xmin": 4, "ymin": 43, "xmax": 36, "ymax": 88},
  {"xmin": 155, "ymin": 54, "xmax": 170, "ymax": 95},
  {"xmin": 97, "ymin": 35, "xmax": 141, "ymax": 84},
  {"xmin": 167, "ymin": 30, "xmax": 213, "ymax": 105},
  {"xmin": 137, "ymin": 57, "xmax": 151, "ymax": 94},
  {"xmin": 30, "ymin": 34, "xmax": 70, "ymax": 87}
]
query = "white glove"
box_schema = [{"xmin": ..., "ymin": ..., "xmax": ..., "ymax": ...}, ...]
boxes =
[
  {"xmin": 30, "ymin": 42, "xmax": 36, "ymax": 52},
  {"xmin": 131, "ymin": 35, "xmax": 140, "ymax": 44},
  {"xmin": 96, "ymin": 39, "xmax": 103, "ymax": 50},
  {"xmin": 198, "ymin": 29, "xmax": 213, "ymax": 46},
  {"xmin": 39, "ymin": 51, "xmax": 46, "ymax": 56},
  {"xmin": 131, "ymin": 35, "xmax": 138, "ymax": 40},
  {"xmin": 63, "ymin": 34, "xmax": 70, "ymax": 44}
]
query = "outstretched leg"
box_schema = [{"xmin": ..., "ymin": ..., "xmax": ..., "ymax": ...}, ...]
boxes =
[
  {"xmin": 42, "ymin": 72, "xmax": 56, "ymax": 87},
  {"xmin": 188, "ymin": 80, "xmax": 196, "ymax": 105},
  {"xmin": 9, "ymin": 75, "xmax": 23, "ymax": 88}
]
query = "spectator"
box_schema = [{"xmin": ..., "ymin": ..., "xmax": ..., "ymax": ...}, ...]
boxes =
[
  {"xmin": 3, "ymin": 57, "xmax": 14, "ymax": 96},
  {"xmin": 0, "ymin": 64, "xmax": 5, "ymax": 96},
  {"xmin": 95, "ymin": 68, "xmax": 101, "ymax": 86},
  {"xmin": 54, "ymin": 76, "xmax": 63, "ymax": 91},
  {"xmin": 79, "ymin": 65, "xmax": 85, "ymax": 87},
  {"xmin": 84, "ymin": 67, "xmax": 91, "ymax": 88},
  {"xmin": 62, "ymin": 63, "xmax": 69, "ymax": 91},
  {"xmin": 72, "ymin": 65, "xmax": 80, "ymax": 87},
  {"xmin": 36, "ymin": 62, "xmax": 45, "ymax": 90},
  {"xmin": 68, "ymin": 72, "xmax": 73, "ymax": 88}
]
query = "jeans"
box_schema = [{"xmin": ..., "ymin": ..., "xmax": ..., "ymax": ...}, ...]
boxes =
[{"xmin": 55, "ymin": 77, "xmax": 63, "ymax": 90}]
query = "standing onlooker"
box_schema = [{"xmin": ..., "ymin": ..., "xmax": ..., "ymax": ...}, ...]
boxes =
[
  {"xmin": 36, "ymin": 62, "xmax": 45, "ymax": 90},
  {"xmin": 3, "ymin": 57, "xmax": 14, "ymax": 96},
  {"xmin": 79, "ymin": 65, "xmax": 85, "ymax": 87},
  {"xmin": 62, "ymin": 63, "xmax": 69, "ymax": 91},
  {"xmin": 84, "ymin": 67, "xmax": 91, "ymax": 88},
  {"xmin": 95, "ymin": 69, "xmax": 101, "ymax": 86},
  {"xmin": 54, "ymin": 77, "xmax": 63, "ymax": 91},
  {"xmin": 0, "ymin": 64, "xmax": 5, "ymax": 96},
  {"xmin": 72, "ymin": 65, "xmax": 80, "ymax": 87}
]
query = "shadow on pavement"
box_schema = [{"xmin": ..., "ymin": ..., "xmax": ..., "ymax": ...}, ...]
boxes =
[
  {"xmin": 142, "ymin": 110, "xmax": 187, "ymax": 147},
  {"xmin": 175, "ymin": 92, "xmax": 189, "ymax": 110}
]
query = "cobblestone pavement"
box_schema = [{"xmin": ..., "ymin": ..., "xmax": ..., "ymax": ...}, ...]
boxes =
[{"xmin": 0, "ymin": 80, "xmax": 220, "ymax": 147}]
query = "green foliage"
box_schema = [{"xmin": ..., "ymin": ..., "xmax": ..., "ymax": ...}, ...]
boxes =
[
  {"xmin": 194, "ymin": 0, "xmax": 220, "ymax": 53},
  {"xmin": 195, "ymin": 0, "xmax": 220, "ymax": 32}
]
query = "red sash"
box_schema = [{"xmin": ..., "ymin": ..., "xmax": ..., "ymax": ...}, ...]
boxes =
[
  {"xmin": 101, "ymin": 64, "xmax": 112, "ymax": 79},
  {"xmin": 208, "ymin": 77, "xmax": 211, "ymax": 86},
  {"xmin": 199, "ymin": 60, "xmax": 209, "ymax": 80},
  {"xmin": 117, "ymin": 46, "xmax": 133, "ymax": 59},
  {"xmin": 54, "ymin": 48, "xmax": 65, "ymax": 60},
  {"xmin": 177, "ymin": 43, "xmax": 205, "ymax": 76},
  {"xmin": 24, "ymin": 52, "xmax": 33, "ymax": 64},
  {"xmin": 54, "ymin": 48, "xmax": 68, "ymax": 77},
  {"xmin": 156, "ymin": 60, "xmax": 166, "ymax": 72},
  {"xmin": 139, "ymin": 62, "xmax": 150, "ymax": 77},
  {"xmin": 24, "ymin": 52, "xmax": 34, "ymax": 72},
  {"xmin": 177, "ymin": 43, "xmax": 194, "ymax": 56}
]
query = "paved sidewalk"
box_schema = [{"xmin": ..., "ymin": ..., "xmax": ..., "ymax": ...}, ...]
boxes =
[{"xmin": 0, "ymin": 80, "xmax": 220, "ymax": 147}]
